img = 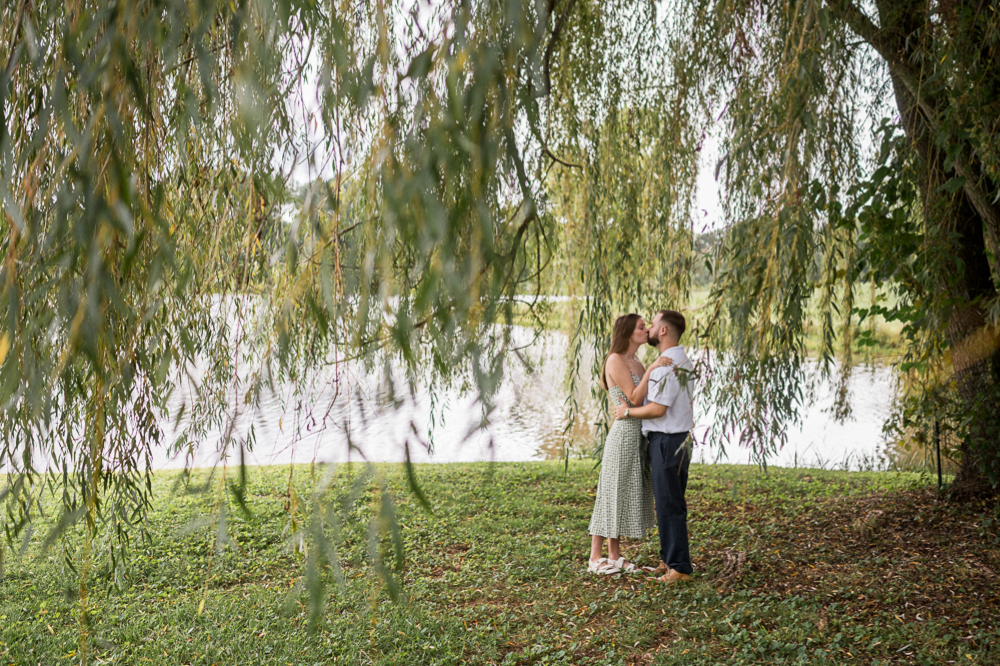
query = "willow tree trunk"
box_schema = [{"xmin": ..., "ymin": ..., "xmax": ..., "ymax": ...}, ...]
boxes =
[{"xmin": 876, "ymin": 0, "xmax": 1000, "ymax": 497}]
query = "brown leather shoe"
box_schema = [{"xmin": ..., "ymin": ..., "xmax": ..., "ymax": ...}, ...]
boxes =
[
  {"xmin": 657, "ymin": 570, "xmax": 692, "ymax": 584},
  {"xmin": 642, "ymin": 561, "xmax": 671, "ymax": 576}
]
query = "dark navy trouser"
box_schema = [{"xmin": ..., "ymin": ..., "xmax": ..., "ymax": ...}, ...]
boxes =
[{"xmin": 647, "ymin": 431, "xmax": 692, "ymax": 575}]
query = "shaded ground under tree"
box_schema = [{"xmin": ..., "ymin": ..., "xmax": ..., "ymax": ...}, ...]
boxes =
[{"xmin": 1, "ymin": 461, "xmax": 997, "ymax": 665}]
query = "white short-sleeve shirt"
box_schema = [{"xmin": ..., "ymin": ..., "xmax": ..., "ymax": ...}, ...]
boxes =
[{"xmin": 641, "ymin": 346, "xmax": 694, "ymax": 435}]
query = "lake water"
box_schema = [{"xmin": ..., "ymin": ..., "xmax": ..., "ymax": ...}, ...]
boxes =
[{"xmin": 151, "ymin": 328, "xmax": 897, "ymax": 472}]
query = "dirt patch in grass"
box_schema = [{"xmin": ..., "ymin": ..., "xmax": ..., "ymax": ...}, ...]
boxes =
[{"xmin": 691, "ymin": 486, "xmax": 999, "ymax": 662}]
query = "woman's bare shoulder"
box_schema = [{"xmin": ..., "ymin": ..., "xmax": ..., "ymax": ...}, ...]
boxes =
[
  {"xmin": 603, "ymin": 354, "xmax": 630, "ymax": 390},
  {"xmin": 605, "ymin": 353, "xmax": 628, "ymax": 370}
]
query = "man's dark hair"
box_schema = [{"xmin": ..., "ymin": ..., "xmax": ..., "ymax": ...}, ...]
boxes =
[{"xmin": 656, "ymin": 310, "xmax": 686, "ymax": 339}]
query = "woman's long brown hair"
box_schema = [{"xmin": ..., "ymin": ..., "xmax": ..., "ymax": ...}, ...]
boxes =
[{"xmin": 601, "ymin": 313, "xmax": 641, "ymax": 389}]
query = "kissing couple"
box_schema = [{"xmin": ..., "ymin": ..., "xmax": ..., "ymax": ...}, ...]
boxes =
[{"xmin": 586, "ymin": 310, "xmax": 694, "ymax": 584}]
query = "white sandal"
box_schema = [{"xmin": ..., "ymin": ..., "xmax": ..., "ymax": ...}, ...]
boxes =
[
  {"xmin": 587, "ymin": 557, "xmax": 621, "ymax": 575},
  {"xmin": 608, "ymin": 557, "xmax": 639, "ymax": 573}
]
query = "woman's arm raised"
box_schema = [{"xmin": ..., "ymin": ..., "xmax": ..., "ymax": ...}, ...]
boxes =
[{"xmin": 627, "ymin": 356, "xmax": 673, "ymax": 405}]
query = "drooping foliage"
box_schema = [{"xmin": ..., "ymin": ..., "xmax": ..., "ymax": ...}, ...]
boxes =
[
  {"xmin": 672, "ymin": 0, "xmax": 1000, "ymax": 489},
  {"xmin": 2, "ymin": 0, "xmax": 1000, "ymax": 657},
  {"xmin": 544, "ymin": 0, "xmax": 1000, "ymax": 484},
  {"xmin": 0, "ymin": 1, "xmax": 561, "ymax": 648}
]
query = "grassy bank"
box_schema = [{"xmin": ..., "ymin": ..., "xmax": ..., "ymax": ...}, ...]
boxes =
[{"xmin": 2, "ymin": 462, "xmax": 998, "ymax": 665}]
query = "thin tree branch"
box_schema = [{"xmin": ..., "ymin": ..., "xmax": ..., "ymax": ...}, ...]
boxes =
[
  {"xmin": 521, "ymin": 0, "xmax": 582, "ymax": 169},
  {"xmin": 826, "ymin": 0, "xmax": 1000, "ymax": 243},
  {"xmin": 2, "ymin": 0, "xmax": 29, "ymax": 78},
  {"xmin": 542, "ymin": 143, "xmax": 582, "ymax": 169},
  {"xmin": 825, "ymin": 1, "xmax": 927, "ymax": 110},
  {"xmin": 543, "ymin": 0, "xmax": 577, "ymax": 97}
]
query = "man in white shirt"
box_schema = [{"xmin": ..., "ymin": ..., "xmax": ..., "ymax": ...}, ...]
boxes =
[{"xmin": 614, "ymin": 310, "xmax": 694, "ymax": 583}]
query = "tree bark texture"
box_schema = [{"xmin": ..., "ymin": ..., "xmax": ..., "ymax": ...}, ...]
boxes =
[{"xmin": 875, "ymin": 0, "xmax": 1000, "ymax": 496}]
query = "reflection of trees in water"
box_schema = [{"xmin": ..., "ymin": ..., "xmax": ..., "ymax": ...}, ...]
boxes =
[{"xmin": 501, "ymin": 329, "xmax": 605, "ymax": 460}]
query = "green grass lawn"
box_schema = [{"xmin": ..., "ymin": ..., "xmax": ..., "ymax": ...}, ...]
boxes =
[{"xmin": 2, "ymin": 462, "xmax": 998, "ymax": 665}]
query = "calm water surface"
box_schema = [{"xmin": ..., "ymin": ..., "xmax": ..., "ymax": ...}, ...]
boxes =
[{"xmin": 154, "ymin": 329, "xmax": 896, "ymax": 471}]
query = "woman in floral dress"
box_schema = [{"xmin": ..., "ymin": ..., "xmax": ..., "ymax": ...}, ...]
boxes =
[{"xmin": 587, "ymin": 313, "xmax": 669, "ymax": 575}]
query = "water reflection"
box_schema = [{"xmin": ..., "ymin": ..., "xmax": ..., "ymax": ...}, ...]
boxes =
[
  {"xmin": 693, "ymin": 364, "xmax": 896, "ymax": 470},
  {"xmin": 155, "ymin": 328, "xmax": 594, "ymax": 469},
  {"xmin": 155, "ymin": 329, "xmax": 896, "ymax": 471}
]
